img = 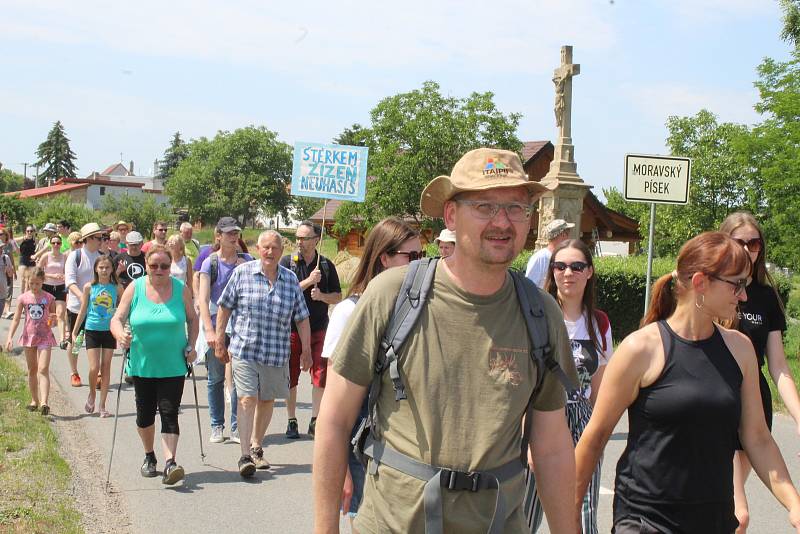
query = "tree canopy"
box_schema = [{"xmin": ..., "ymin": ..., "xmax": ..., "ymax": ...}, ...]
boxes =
[
  {"xmin": 101, "ymin": 194, "xmax": 174, "ymax": 237},
  {"xmin": 158, "ymin": 132, "xmax": 188, "ymax": 182},
  {"xmin": 332, "ymin": 81, "xmax": 522, "ymax": 232},
  {"xmin": 165, "ymin": 126, "xmax": 292, "ymax": 226},
  {"xmin": 35, "ymin": 121, "xmax": 77, "ymax": 183}
]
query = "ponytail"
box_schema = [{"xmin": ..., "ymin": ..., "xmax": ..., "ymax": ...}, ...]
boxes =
[{"xmin": 642, "ymin": 273, "xmax": 677, "ymax": 326}]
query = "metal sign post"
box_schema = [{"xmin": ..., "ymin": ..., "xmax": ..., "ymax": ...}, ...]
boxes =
[{"xmin": 624, "ymin": 154, "xmax": 691, "ymax": 316}]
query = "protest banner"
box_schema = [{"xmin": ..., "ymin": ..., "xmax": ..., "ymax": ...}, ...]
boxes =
[{"xmin": 291, "ymin": 142, "xmax": 368, "ymax": 202}]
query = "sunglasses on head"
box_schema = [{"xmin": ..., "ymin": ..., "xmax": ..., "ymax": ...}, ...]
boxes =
[
  {"xmin": 393, "ymin": 250, "xmax": 426, "ymax": 261},
  {"xmin": 148, "ymin": 263, "xmax": 171, "ymax": 271},
  {"xmin": 732, "ymin": 237, "xmax": 762, "ymax": 253},
  {"xmin": 553, "ymin": 261, "xmax": 589, "ymax": 273}
]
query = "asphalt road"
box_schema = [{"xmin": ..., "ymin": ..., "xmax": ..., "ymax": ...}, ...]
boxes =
[{"xmin": 5, "ymin": 308, "xmax": 800, "ymax": 533}]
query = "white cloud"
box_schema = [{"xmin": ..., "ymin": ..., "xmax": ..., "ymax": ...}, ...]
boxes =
[{"xmin": 624, "ymin": 83, "xmax": 762, "ymax": 126}]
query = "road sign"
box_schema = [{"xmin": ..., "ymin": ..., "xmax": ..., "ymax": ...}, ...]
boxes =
[{"xmin": 624, "ymin": 154, "xmax": 691, "ymax": 205}]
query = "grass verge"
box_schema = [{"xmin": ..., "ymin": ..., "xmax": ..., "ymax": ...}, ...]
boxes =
[
  {"xmin": 0, "ymin": 351, "xmax": 83, "ymax": 534},
  {"xmin": 767, "ymin": 319, "xmax": 800, "ymax": 414}
]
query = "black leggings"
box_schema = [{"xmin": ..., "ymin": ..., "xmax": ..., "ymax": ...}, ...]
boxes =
[{"xmin": 132, "ymin": 376, "xmax": 185, "ymax": 434}]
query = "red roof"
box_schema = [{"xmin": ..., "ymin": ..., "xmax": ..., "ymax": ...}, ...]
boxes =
[
  {"xmin": 4, "ymin": 182, "xmax": 89, "ymax": 199},
  {"xmin": 522, "ymin": 141, "xmax": 551, "ymax": 162},
  {"xmin": 101, "ymin": 163, "xmax": 129, "ymax": 176},
  {"xmin": 59, "ymin": 178, "xmax": 144, "ymax": 188}
]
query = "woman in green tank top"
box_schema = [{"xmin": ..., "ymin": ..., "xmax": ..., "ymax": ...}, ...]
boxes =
[{"xmin": 111, "ymin": 245, "xmax": 199, "ymax": 486}]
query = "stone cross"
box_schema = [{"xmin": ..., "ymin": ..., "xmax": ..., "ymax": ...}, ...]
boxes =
[{"xmin": 552, "ymin": 46, "xmax": 580, "ymax": 141}]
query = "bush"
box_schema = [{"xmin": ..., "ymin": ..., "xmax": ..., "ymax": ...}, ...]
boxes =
[
  {"xmin": 101, "ymin": 194, "xmax": 174, "ymax": 236},
  {"xmin": 31, "ymin": 195, "xmax": 96, "ymax": 231}
]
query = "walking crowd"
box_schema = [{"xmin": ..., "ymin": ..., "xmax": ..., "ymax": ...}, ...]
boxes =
[{"xmin": 4, "ymin": 147, "xmax": 800, "ymax": 532}]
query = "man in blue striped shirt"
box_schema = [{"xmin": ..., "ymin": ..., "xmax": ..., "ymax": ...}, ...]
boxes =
[{"xmin": 216, "ymin": 230, "xmax": 311, "ymax": 476}]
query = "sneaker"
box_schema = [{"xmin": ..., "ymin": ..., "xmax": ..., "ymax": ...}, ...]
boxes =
[
  {"xmin": 308, "ymin": 418, "xmax": 317, "ymax": 439},
  {"xmin": 286, "ymin": 418, "xmax": 300, "ymax": 439},
  {"xmin": 251, "ymin": 446, "xmax": 270, "ymax": 470},
  {"xmin": 209, "ymin": 425, "xmax": 225, "ymax": 444},
  {"xmin": 238, "ymin": 455, "xmax": 256, "ymax": 478},
  {"xmin": 140, "ymin": 455, "xmax": 157, "ymax": 478},
  {"xmin": 70, "ymin": 373, "xmax": 82, "ymax": 387},
  {"xmin": 229, "ymin": 428, "xmax": 240, "ymax": 444},
  {"xmin": 162, "ymin": 459, "xmax": 185, "ymax": 485}
]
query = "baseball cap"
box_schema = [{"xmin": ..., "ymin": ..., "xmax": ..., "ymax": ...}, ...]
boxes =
[
  {"xmin": 434, "ymin": 228, "xmax": 457, "ymax": 244},
  {"xmin": 544, "ymin": 219, "xmax": 575, "ymax": 240},
  {"xmin": 42, "ymin": 223, "xmax": 58, "ymax": 233},
  {"xmin": 216, "ymin": 217, "xmax": 241, "ymax": 233},
  {"xmin": 420, "ymin": 148, "xmax": 554, "ymax": 218},
  {"xmin": 126, "ymin": 231, "xmax": 144, "ymax": 244}
]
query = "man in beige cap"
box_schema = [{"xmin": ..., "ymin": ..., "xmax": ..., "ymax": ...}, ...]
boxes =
[
  {"xmin": 525, "ymin": 218, "xmax": 576, "ymax": 288},
  {"xmin": 314, "ymin": 148, "xmax": 578, "ymax": 533},
  {"xmin": 434, "ymin": 228, "xmax": 456, "ymax": 258}
]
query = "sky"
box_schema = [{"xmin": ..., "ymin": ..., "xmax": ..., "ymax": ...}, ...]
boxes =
[{"xmin": 0, "ymin": 0, "xmax": 793, "ymax": 200}]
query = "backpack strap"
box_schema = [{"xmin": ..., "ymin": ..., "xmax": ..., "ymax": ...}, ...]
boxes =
[
  {"xmin": 510, "ymin": 270, "xmax": 578, "ymax": 464},
  {"xmin": 364, "ymin": 258, "xmax": 437, "ymax": 441},
  {"xmin": 594, "ymin": 310, "xmax": 610, "ymax": 353},
  {"xmin": 210, "ymin": 253, "xmax": 219, "ymax": 285}
]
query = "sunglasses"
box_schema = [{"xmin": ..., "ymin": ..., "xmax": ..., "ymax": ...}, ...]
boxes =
[
  {"xmin": 51, "ymin": 241, "xmax": 62, "ymax": 245},
  {"xmin": 710, "ymin": 274, "xmax": 748, "ymax": 296},
  {"xmin": 101, "ymin": 236, "xmax": 110, "ymax": 241},
  {"xmin": 148, "ymin": 263, "xmax": 171, "ymax": 271},
  {"xmin": 393, "ymin": 250, "xmax": 426, "ymax": 261},
  {"xmin": 295, "ymin": 236, "xmax": 318, "ymax": 242},
  {"xmin": 553, "ymin": 261, "xmax": 589, "ymax": 273},
  {"xmin": 732, "ymin": 237, "xmax": 762, "ymax": 253},
  {"xmin": 155, "ymin": 228, "xmax": 167, "ymax": 232}
]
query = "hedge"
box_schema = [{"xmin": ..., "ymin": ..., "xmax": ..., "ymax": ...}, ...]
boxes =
[{"xmin": 511, "ymin": 250, "xmax": 793, "ymax": 341}]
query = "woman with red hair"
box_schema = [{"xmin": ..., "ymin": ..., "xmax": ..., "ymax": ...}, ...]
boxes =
[{"xmin": 575, "ymin": 232, "xmax": 800, "ymax": 533}]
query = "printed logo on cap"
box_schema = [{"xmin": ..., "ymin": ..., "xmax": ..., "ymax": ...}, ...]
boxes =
[{"xmin": 483, "ymin": 157, "xmax": 509, "ymax": 176}]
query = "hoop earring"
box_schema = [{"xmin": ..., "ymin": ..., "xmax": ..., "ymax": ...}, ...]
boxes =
[{"xmin": 695, "ymin": 294, "xmax": 705, "ymax": 310}]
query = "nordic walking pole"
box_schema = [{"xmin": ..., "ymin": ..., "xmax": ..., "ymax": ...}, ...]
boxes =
[
  {"xmin": 187, "ymin": 361, "xmax": 206, "ymax": 464},
  {"xmin": 105, "ymin": 347, "xmax": 128, "ymax": 493}
]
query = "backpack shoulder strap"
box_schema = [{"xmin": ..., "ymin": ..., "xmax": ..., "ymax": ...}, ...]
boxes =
[
  {"xmin": 319, "ymin": 256, "xmax": 330, "ymax": 281},
  {"xmin": 365, "ymin": 258, "xmax": 438, "ymax": 438},
  {"xmin": 210, "ymin": 253, "xmax": 219, "ymax": 285},
  {"xmin": 75, "ymin": 248, "xmax": 82, "ymax": 268},
  {"xmin": 510, "ymin": 270, "xmax": 578, "ymax": 464},
  {"xmin": 594, "ymin": 309, "xmax": 610, "ymax": 352}
]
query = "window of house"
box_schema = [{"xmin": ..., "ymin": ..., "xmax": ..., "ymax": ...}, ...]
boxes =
[{"xmin": 100, "ymin": 186, "xmax": 106, "ymax": 195}]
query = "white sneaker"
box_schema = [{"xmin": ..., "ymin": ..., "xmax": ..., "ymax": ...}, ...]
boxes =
[
  {"xmin": 209, "ymin": 425, "xmax": 225, "ymax": 443},
  {"xmin": 229, "ymin": 428, "xmax": 240, "ymax": 444}
]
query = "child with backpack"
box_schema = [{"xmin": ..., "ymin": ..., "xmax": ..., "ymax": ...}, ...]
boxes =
[
  {"xmin": 524, "ymin": 239, "xmax": 613, "ymax": 534},
  {"xmin": 71, "ymin": 255, "xmax": 121, "ymax": 417},
  {"xmin": 4, "ymin": 267, "xmax": 58, "ymax": 415}
]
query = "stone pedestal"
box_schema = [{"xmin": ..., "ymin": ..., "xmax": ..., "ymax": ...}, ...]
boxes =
[{"xmin": 535, "ymin": 180, "xmax": 591, "ymax": 249}]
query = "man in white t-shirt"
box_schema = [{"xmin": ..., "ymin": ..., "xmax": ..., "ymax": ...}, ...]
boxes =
[
  {"xmin": 525, "ymin": 219, "xmax": 575, "ymax": 288},
  {"xmin": 64, "ymin": 222, "xmax": 106, "ymax": 387}
]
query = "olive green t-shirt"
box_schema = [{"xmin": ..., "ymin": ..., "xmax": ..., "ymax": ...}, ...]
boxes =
[{"xmin": 332, "ymin": 262, "xmax": 576, "ymax": 534}]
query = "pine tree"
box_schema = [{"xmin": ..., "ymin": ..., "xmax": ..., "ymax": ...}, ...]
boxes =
[
  {"xmin": 35, "ymin": 121, "xmax": 77, "ymax": 184},
  {"xmin": 158, "ymin": 131, "xmax": 188, "ymax": 182}
]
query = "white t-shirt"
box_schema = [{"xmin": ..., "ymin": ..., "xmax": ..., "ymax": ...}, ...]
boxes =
[
  {"xmin": 65, "ymin": 248, "xmax": 101, "ymax": 313},
  {"xmin": 564, "ymin": 312, "xmax": 614, "ymax": 403},
  {"xmin": 170, "ymin": 256, "xmax": 188, "ymax": 283},
  {"xmin": 321, "ymin": 296, "xmax": 358, "ymax": 360},
  {"xmin": 525, "ymin": 248, "xmax": 552, "ymax": 289}
]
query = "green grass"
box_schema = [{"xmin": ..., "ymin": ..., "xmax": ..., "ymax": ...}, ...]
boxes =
[
  {"xmin": 767, "ymin": 319, "xmax": 800, "ymax": 414},
  {"xmin": 0, "ymin": 352, "xmax": 83, "ymax": 534}
]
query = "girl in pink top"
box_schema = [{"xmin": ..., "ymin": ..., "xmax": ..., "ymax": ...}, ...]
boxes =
[
  {"xmin": 5, "ymin": 268, "xmax": 58, "ymax": 415},
  {"xmin": 38, "ymin": 234, "xmax": 68, "ymax": 347}
]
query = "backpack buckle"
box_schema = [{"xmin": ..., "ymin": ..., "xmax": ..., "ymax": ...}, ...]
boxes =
[{"xmin": 440, "ymin": 469, "xmax": 480, "ymax": 492}]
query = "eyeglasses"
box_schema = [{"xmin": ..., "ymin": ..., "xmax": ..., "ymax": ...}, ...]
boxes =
[
  {"xmin": 553, "ymin": 261, "xmax": 589, "ymax": 273},
  {"xmin": 455, "ymin": 200, "xmax": 533, "ymax": 222},
  {"xmin": 709, "ymin": 274, "xmax": 748, "ymax": 296},
  {"xmin": 392, "ymin": 250, "xmax": 426, "ymax": 261},
  {"xmin": 732, "ymin": 237, "xmax": 762, "ymax": 253},
  {"xmin": 295, "ymin": 236, "xmax": 318, "ymax": 242},
  {"xmin": 148, "ymin": 263, "xmax": 171, "ymax": 270}
]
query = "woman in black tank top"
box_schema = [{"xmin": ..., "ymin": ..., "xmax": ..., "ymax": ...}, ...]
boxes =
[
  {"xmin": 575, "ymin": 232, "xmax": 800, "ymax": 533},
  {"xmin": 720, "ymin": 212, "xmax": 800, "ymax": 533}
]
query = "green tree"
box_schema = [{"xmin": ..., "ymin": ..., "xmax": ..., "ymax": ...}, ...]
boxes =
[
  {"xmin": 749, "ymin": 50, "xmax": 800, "ymax": 269},
  {"xmin": 101, "ymin": 193, "xmax": 174, "ymax": 237},
  {"xmin": 780, "ymin": 0, "xmax": 800, "ymax": 47},
  {"xmin": 290, "ymin": 196, "xmax": 324, "ymax": 222},
  {"xmin": 333, "ymin": 81, "xmax": 522, "ymax": 232},
  {"xmin": 158, "ymin": 131, "xmax": 188, "ymax": 182},
  {"xmin": 29, "ymin": 194, "xmax": 95, "ymax": 231},
  {"xmin": 0, "ymin": 169, "xmax": 25, "ymax": 193},
  {"xmin": 604, "ymin": 110, "xmax": 753, "ymax": 256},
  {"xmin": 0, "ymin": 194, "xmax": 35, "ymax": 230},
  {"xmin": 35, "ymin": 121, "xmax": 78, "ymax": 183},
  {"xmin": 333, "ymin": 124, "xmax": 370, "ymax": 146},
  {"xmin": 166, "ymin": 126, "xmax": 292, "ymax": 226}
]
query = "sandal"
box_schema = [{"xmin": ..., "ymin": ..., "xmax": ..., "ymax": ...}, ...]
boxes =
[
  {"xmin": 40, "ymin": 405, "xmax": 50, "ymax": 416},
  {"xmin": 59, "ymin": 339, "xmax": 69, "ymax": 350},
  {"xmin": 99, "ymin": 410, "xmax": 111, "ymax": 418},
  {"xmin": 26, "ymin": 403, "xmax": 38, "ymax": 412},
  {"xmin": 85, "ymin": 400, "xmax": 95, "ymax": 414}
]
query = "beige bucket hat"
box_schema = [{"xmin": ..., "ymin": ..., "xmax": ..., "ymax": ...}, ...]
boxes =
[
  {"xmin": 420, "ymin": 148, "xmax": 554, "ymax": 218},
  {"xmin": 79, "ymin": 222, "xmax": 108, "ymax": 241}
]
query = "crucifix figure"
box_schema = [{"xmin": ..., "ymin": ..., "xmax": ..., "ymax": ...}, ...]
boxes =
[{"xmin": 552, "ymin": 46, "xmax": 580, "ymax": 139}]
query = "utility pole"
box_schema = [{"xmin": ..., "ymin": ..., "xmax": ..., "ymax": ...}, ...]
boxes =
[
  {"xmin": 20, "ymin": 162, "xmax": 29, "ymax": 189},
  {"xmin": 34, "ymin": 163, "xmax": 40, "ymax": 188}
]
